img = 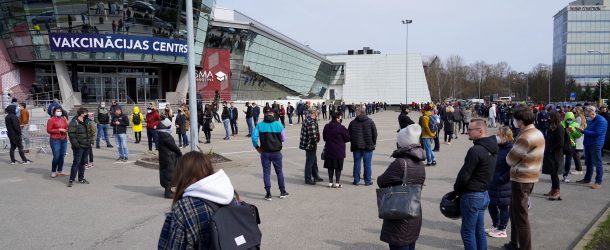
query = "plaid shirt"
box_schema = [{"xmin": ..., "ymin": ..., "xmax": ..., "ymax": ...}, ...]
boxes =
[
  {"xmin": 158, "ymin": 197, "xmax": 213, "ymax": 250},
  {"xmin": 299, "ymin": 116, "xmax": 319, "ymax": 150}
]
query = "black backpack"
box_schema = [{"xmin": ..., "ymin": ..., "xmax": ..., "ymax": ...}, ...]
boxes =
[
  {"xmin": 204, "ymin": 199, "xmax": 262, "ymax": 250},
  {"xmin": 132, "ymin": 113, "xmax": 141, "ymax": 125},
  {"xmin": 98, "ymin": 113, "xmax": 109, "ymax": 124}
]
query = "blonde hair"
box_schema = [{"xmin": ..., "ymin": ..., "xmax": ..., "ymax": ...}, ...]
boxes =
[
  {"xmin": 446, "ymin": 106, "xmax": 454, "ymax": 112},
  {"xmin": 498, "ymin": 126, "xmax": 514, "ymax": 142},
  {"xmin": 575, "ymin": 106, "xmax": 587, "ymax": 129}
]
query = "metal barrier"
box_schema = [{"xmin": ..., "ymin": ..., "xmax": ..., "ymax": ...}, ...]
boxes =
[{"xmin": 0, "ymin": 118, "xmax": 50, "ymax": 155}]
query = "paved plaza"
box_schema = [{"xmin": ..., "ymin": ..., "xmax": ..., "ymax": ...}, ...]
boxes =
[{"xmin": 0, "ymin": 110, "xmax": 609, "ymax": 250}]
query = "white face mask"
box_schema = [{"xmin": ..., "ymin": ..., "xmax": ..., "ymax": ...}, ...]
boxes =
[
  {"xmin": 55, "ymin": 111, "xmax": 62, "ymax": 117},
  {"xmin": 496, "ymin": 135, "xmax": 502, "ymax": 144},
  {"xmin": 513, "ymin": 119, "xmax": 519, "ymax": 126},
  {"xmin": 147, "ymin": 110, "xmax": 152, "ymax": 114},
  {"xmin": 100, "ymin": 104, "xmax": 105, "ymax": 108}
]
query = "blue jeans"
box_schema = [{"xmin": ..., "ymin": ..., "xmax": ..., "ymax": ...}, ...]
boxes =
[
  {"xmin": 353, "ymin": 150, "xmax": 373, "ymax": 184},
  {"xmin": 260, "ymin": 151, "xmax": 286, "ymax": 194},
  {"xmin": 584, "ymin": 144, "xmax": 604, "ymax": 184},
  {"xmin": 488, "ymin": 204, "xmax": 510, "ymax": 230},
  {"xmin": 50, "ymin": 139, "xmax": 68, "ymax": 173},
  {"xmin": 147, "ymin": 128, "xmax": 158, "ymax": 150},
  {"xmin": 288, "ymin": 113, "xmax": 293, "ymax": 124},
  {"xmin": 96, "ymin": 124, "xmax": 111, "ymax": 146},
  {"xmin": 177, "ymin": 133, "xmax": 189, "ymax": 146},
  {"xmin": 70, "ymin": 147, "xmax": 89, "ymax": 181},
  {"xmin": 460, "ymin": 191, "xmax": 490, "ymax": 250},
  {"xmin": 422, "ymin": 138, "xmax": 435, "ymax": 163},
  {"xmin": 223, "ymin": 119, "xmax": 231, "ymax": 138},
  {"xmin": 389, "ymin": 243, "xmax": 415, "ymax": 250},
  {"xmin": 246, "ymin": 117, "xmax": 254, "ymax": 135},
  {"xmin": 115, "ymin": 133, "xmax": 129, "ymax": 158},
  {"xmin": 304, "ymin": 149, "xmax": 320, "ymax": 182}
]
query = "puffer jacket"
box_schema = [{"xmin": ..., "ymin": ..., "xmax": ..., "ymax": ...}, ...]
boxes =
[
  {"xmin": 68, "ymin": 117, "xmax": 94, "ymax": 149},
  {"xmin": 489, "ymin": 141, "xmax": 513, "ymax": 206},
  {"xmin": 348, "ymin": 115, "xmax": 377, "ymax": 151},
  {"xmin": 377, "ymin": 145, "xmax": 426, "ymax": 246},
  {"xmin": 562, "ymin": 112, "xmax": 582, "ymax": 147}
]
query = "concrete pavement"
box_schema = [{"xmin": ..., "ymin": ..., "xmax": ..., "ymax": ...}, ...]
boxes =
[{"xmin": 0, "ymin": 110, "xmax": 609, "ymax": 249}]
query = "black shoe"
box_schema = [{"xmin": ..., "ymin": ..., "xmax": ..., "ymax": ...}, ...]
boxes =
[
  {"xmin": 96, "ymin": 145, "xmax": 100, "ymax": 149},
  {"xmin": 107, "ymin": 145, "xmax": 114, "ymax": 148},
  {"xmin": 123, "ymin": 157, "xmax": 128, "ymax": 162},
  {"xmin": 264, "ymin": 193, "xmax": 272, "ymax": 201},
  {"xmin": 431, "ymin": 161, "xmax": 437, "ymax": 166},
  {"xmin": 575, "ymin": 179, "xmax": 590, "ymax": 184},
  {"xmin": 503, "ymin": 242, "xmax": 519, "ymax": 250},
  {"xmin": 305, "ymin": 180, "xmax": 316, "ymax": 185},
  {"xmin": 205, "ymin": 141, "xmax": 210, "ymax": 144},
  {"xmin": 314, "ymin": 177, "xmax": 324, "ymax": 182},
  {"xmin": 279, "ymin": 192, "xmax": 289, "ymax": 199},
  {"xmin": 426, "ymin": 163, "xmax": 432, "ymax": 166},
  {"xmin": 164, "ymin": 188, "xmax": 174, "ymax": 199},
  {"xmin": 433, "ymin": 149, "xmax": 439, "ymax": 152},
  {"xmin": 78, "ymin": 179, "xmax": 90, "ymax": 184},
  {"xmin": 116, "ymin": 157, "xmax": 123, "ymax": 161},
  {"xmin": 67, "ymin": 180, "xmax": 73, "ymax": 187},
  {"xmin": 352, "ymin": 182, "xmax": 359, "ymax": 186}
]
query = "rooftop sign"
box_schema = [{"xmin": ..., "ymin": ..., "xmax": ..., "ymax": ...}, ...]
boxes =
[
  {"xmin": 569, "ymin": 6, "xmax": 603, "ymax": 11},
  {"xmin": 48, "ymin": 33, "xmax": 187, "ymax": 57}
]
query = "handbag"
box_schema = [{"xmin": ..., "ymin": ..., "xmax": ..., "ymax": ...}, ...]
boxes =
[
  {"xmin": 320, "ymin": 144, "xmax": 326, "ymax": 160},
  {"xmin": 209, "ymin": 121, "xmax": 215, "ymax": 131},
  {"xmin": 376, "ymin": 159, "xmax": 422, "ymax": 220}
]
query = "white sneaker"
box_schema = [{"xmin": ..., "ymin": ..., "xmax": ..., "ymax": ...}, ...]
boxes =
[
  {"xmin": 485, "ymin": 227, "xmax": 497, "ymax": 234},
  {"xmin": 51, "ymin": 172, "xmax": 57, "ymax": 178},
  {"xmin": 571, "ymin": 170, "xmax": 583, "ymax": 175},
  {"xmin": 488, "ymin": 229, "xmax": 507, "ymax": 238}
]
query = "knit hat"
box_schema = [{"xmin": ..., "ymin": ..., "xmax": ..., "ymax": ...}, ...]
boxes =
[
  {"xmin": 158, "ymin": 118, "xmax": 172, "ymax": 129},
  {"xmin": 397, "ymin": 124, "xmax": 422, "ymax": 148}
]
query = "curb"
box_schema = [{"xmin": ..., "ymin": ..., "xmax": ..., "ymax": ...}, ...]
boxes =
[{"xmin": 571, "ymin": 199, "xmax": 610, "ymax": 250}]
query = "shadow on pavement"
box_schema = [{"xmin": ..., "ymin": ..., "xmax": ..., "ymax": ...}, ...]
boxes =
[
  {"xmin": 323, "ymin": 240, "xmax": 384, "ymax": 250},
  {"xmin": 417, "ymin": 234, "xmax": 463, "ymax": 249},
  {"xmin": 24, "ymin": 166, "xmax": 68, "ymax": 184},
  {"xmin": 422, "ymin": 218, "xmax": 460, "ymax": 234},
  {"xmin": 115, "ymin": 185, "xmax": 164, "ymax": 198}
]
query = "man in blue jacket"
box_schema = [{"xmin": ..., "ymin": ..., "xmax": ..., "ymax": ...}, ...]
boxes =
[
  {"xmin": 576, "ymin": 106, "xmax": 608, "ymax": 189},
  {"xmin": 252, "ymin": 110, "xmax": 288, "ymax": 201}
]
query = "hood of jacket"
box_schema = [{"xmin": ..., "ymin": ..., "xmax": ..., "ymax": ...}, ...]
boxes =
[
  {"xmin": 563, "ymin": 112, "xmax": 575, "ymax": 121},
  {"xmin": 5, "ymin": 104, "xmax": 16, "ymax": 115},
  {"xmin": 133, "ymin": 106, "xmax": 140, "ymax": 114},
  {"xmin": 98, "ymin": 105, "xmax": 108, "ymax": 114},
  {"xmin": 355, "ymin": 114, "xmax": 370, "ymax": 122},
  {"xmin": 474, "ymin": 136, "xmax": 499, "ymax": 155},
  {"xmin": 183, "ymin": 169, "xmax": 235, "ymax": 205},
  {"xmin": 391, "ymin": 144, "xmax": 426, "ymax": 162}
]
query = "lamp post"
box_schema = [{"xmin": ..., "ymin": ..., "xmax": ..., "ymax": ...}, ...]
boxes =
[
  {"xmin": 541, "ymin": 65, "xmax": 552, "ymax": 103},
  {"xmin": 587, "ymin": 50, "xmax": 603, "ymax": 102},
  {"xmin": 402, "ymin": 19, "xmax": 412, "ymax": 103},
  {"xmin": 186, "ymin": 0, "xmax": 198, "ymax": 151},
  {"xmin": 519, "ymin": 72, "xmax": 528, "ymax": 102}
]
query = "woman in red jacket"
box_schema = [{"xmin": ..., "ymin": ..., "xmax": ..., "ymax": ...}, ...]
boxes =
[{"xmin": 47, "ymin": 107, "xmax": 69, "ymax": 178}]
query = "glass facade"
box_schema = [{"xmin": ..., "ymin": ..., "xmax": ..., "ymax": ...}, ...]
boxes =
[
  {"xmin": 0, "ymin": 0, "xmax": 215, "ymax": 65},
  {"xmin": 205, "ymin": 25, "xmax": 339, "ymax": 100},
  {"xmin": 553, "ymin": 2, "xmax": 610, "ymax": 86}
]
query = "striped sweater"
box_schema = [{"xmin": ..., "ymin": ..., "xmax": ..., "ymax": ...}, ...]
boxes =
[{"xmin": 507, "ymin": 124, "xmax": 545, "ymax": 183}]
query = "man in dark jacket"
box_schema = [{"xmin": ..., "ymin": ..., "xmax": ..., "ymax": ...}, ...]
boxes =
[
  {"xmin": 229, "ymin": 102, "xmax": 238, "ymax": 136},
  {"xmin": 398, "ymin": 105, "xmax": 415, "ymax": 131},
  {"xmin": 95, "ymin": 102, "xmax": 113, "ymax": 148},
  {"xmin": 321, "ymin": 102, "xmax": 327, "ymax": 120},
  {"xmin": 252, "ymin": 103, "xmax": 261, "ymax": 126},
  {"xmin": 156, "ymin": 118, "xmax": 182, "ymax": 198},
  {"xmin": 348, "ymin": 106, "xmax": 378, "ymax": 185},
  {"xmin": 5, "ymin": 105, "xmax": 31, "ymax": 164},
  {"xmin": 221, "ymin": 102, "xmax": 231, "ymax": 140},
  {"xmin": 112, "ymin": 108, "xmax": 130, "ymax": 161},
  {"xmin": 453, "ymin": 118, "xmax": 498, "ymax": 250},
  {"xmin": 300, "ymin": 108, "xmax": 323, "ymax": 185},
  {"xmin": 67, "ymin": 108, "xmax": 94, "ymax": 187},
  {"xmin": 244, "ymin": 102, "xmax": 253, "ymax": 137},
  {"xmin": 252, "ymin": 109, "xmax": 289, "ymax": 201}
]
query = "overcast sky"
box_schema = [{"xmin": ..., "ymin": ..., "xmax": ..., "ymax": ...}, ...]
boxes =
[{"xmin": 217, "ymin": 0, "xmax": 574, "ymax": 72}]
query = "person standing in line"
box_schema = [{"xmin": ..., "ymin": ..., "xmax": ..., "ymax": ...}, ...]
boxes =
[
  {"xmin": 377, "ymin": 124, "xmax": 425, "ymax": 250},
  {"xmin": 398, "ymin": 105, "xmax": 414, "ymax": 131},
  {"xmin": 419, "ymin": 106, "xmax": 437, "ymax": 166},
  {"xmin": 146, "ymin": 105, "xmax": 161, "ymax": 152},
  {"xmin": 5, "ymin": 105, "xmax": 32, "ymax": 165},
  {"xmin": 175, "ymin": 107, "xmax": 189, "ymax": 148},
  {"xmin": 252, "ymin": 109, "xmax": 289, "ymax": 201},
  {"xmin": 444, "ymin": 106, "xmax": 455, "ymax": 145},
  {"xmin": 329, "ymin": 103, "xmax": 336, "ymax": 119},
  {"xmin": 19, "ymin": 103, "xmax": 30, "ymax": 153},
  {"xmin": 131, "ymin": 106, "xmax": 144, "ymax": 144},
  {"xmin": 202, "ymin": 104, "xmax": 213, "ymax": 144},
  {"xmin": 462, "ymin": 106, "xmax": 472, "ymax": 134},
  {"xmin": 47, "ymin": 106, "xmax": 69, "ymax": 177},
  {"xmin": 112, "ymin": 108, "xmax": 130, "ymax": 161},
  {"xmin": 109, "ymin": 99, "xmax": 121, "ymax": 137},
  {"xmin": 504, "ymin": 107, "xmax": 545, "ymax": 250},
  {"xmin": 454, "ymin": 105, "xmax": 463, "ymax": 139},
  {"xmin": 221, "ymin": 102, "xmax": 231, "ymax": 140},
  {"xmin": 487, "ymin": 126, "xmax": 513, "ymax": 238},
  {"xmin": 297, "ymin": 101, "xmax": 304, "ymax": 124},
  {"xmin": 85, "ymin": 113, "xmax": 96, "ymax": 169},
  {"xmin": 162, "ymin": 104, "xmax": 173, "ymax": 122},
  {"xmin": 323, "ymin": 112, "xmax": 350, "ymax": 188},
  {"xmin": 562, "ymin": 112, "xmax": 582, "ymax": 183},
  {"xmin": 542, "ymin": 112, "xmax": 565, "ymax": 200},
  {"xmin": 348, "ymin": 106, "xmax": 378, "ymax": 186},
  {"xmin": 321, "ymin": 102, "xmax": 327, "ymax": 120},
  {"xmin": 212, "ymin": 102, "xmax": 221, "ymax": 123},
  {"xmin": 567, "ymin": 108, "xmax": 586, "ymax": 178},
  {"xmin": 300, "ymin": 108, "xmax": 323, "ymax": 185},
  {"xmin": 252, "ymin": 102, "xmax": 261, "ymax": 126},
  {"xmin": 156, "ymin": 118, "xmax": 183, "ymax": 198},
  {"xmin": 575, "ymin": 106, "xmax": 608, "ymax": 189},
  {"xmin": 95, "ymin": 102, "xmax": 113, "ymax": 148},
  {"xmin": 453, "ymin": 118, "xmax": 497, "ymax": 250},
  {"xmin": 229, "ymin": 102, "xmax": 239, "ymax": 136},
  {"xmin": 489, "ymin": 104, "xmax": 497, "ymax": 128},
  {"xmin": 279, "ymin": 105, "xmax": 286, "ymax": 127},
  {"xmin": 263, "ymin": 102, "xmax": 272, "ymax": 115},
  {"xmin": 287, "ymin": 102, "xmax": 295, "ymax": 126},
  {"xmin": 244, "ymin": 102, "xmax": 254, "ymax": 137},
  {"xmin": 67, "ymin": 108, "xmax": 94, "ymax": 187},
  {"xmin": 432, "ymin": 109, "xmax": 442, "ymax": 152}
]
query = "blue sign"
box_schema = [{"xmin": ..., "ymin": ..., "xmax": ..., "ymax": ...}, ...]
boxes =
[
  {"xmin": 570, "ymin": 92, "xmax": 576, "ymax": 101},
  {"xmin": 48, "ymin": 33, "xmax": 187, "ymax": 57}
]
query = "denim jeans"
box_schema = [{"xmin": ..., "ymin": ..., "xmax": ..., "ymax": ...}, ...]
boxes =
[
  {"xmin": 21, "ymin": 127, "xmax": 30, "ymax": 150},
  {"xmin": 96, "ymin": 124, "xmax": 111, "ymax": 146},
  {"xmin": 246, "ymin": 117, "xmax": 254, "ymax": 135},
  {"xmin": 353, "ymin": 150, "xmax": 373, "ymax": 184},
  {"xmin": 304, "ymin": 149, "xmax": 320, "ymax": 182},
  {"xmin": 70, "ymin": 147, "xmax": 89, "ymax": 181},
  {"xmin": 223, "ymin": 119, "xmax": 231, "ymax": 138},
  {"xmin": 460, "ymin": 191, "xmax": 490, "ymax": 250},
  {"xmin": 50, "ymin": 139, "xmax": 68, "ymax": 172},
  {"xmin": 584, "ymin": 144, "xmax": 603, "ymax": 184},
  {"xmin": 146, "ymin": 128, "xmax": 158, "ymax": 150},
  {"xmin": 115, "ymin": 133, "xmax": 129, "ymax": 158},
  {"xmin": 260, "ymin": 151, "xmax": 286, "ymax": 194},
  {"xmin": 288, "ymin": 113, "xmax": 293, "ymax": 124},
  {"xmin": 389, "ymin": 243, "xmax": 415, "ymax": 250},
  {"xmin": 177, "ymin": 133, "xmax": 189, "ymax": 146},
  {"xmin": 422, "ymin": 138, "xmax": 435, "ymax": 163},
  {"xmin": 488, "ymin": 204, "xmax": 510, "ymax": 230}
]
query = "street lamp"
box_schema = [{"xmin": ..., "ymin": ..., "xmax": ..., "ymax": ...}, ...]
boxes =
[
  {"xmin": 587, "ymin": 50, "xmax": 603, "ymax": 102},
  {"xmin": 519, "ymin": 72, "xmax": 529, "ymax": 102},
  {"xmin": 541, "ymin": 65, "xmax": 552, "ymax": 103},
  {"xmin": 402, "ymin": 19, "xmax": 412, "ymax": 103}
]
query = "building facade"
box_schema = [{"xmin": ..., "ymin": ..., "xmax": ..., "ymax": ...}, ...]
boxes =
[{"xmin": 553, "ymin": 0, "xmax": 610, "ymax": 87}]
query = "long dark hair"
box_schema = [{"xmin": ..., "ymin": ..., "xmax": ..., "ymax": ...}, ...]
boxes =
[
  {"xmin": 549, "ymin": 111, "xmax": 561, "ymax": 131},
  {"xmin": 171, "ymin": 151, "xmax": 215, "ymax": 205}
]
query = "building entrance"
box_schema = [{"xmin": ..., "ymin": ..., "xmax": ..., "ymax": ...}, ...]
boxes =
[{"xmin": 77, "ymin": 66, "xmax": 160, "ymax": 104}]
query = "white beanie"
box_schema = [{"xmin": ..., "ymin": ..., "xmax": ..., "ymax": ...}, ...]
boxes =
[
  {"xmin": 397, "ymin": 124, "xmax": 422, "ymax": 148},
  {"xmin": 160, "ymin": 118, "xmax": 172, "ymax": 129}
]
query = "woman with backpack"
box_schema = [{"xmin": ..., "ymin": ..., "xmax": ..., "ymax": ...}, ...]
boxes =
[
  {"xmin": 130, "ymin": 106, "xmax": 144, "ymax": 144},
  {"xmin": 158, "ymin": 151, "xmax": 236, "ymax": 248},
  {"xmin": 542, "ymin": 111, "xmax": 565, "ymax": 201}
]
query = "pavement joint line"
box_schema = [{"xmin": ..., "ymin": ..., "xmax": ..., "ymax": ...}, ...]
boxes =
[
  {"xmin": 0, "ymin": 177, "xmax": 24, "ymax": 185},
  {"xmin": 570, "ymin": 198, "xmax": 610, "ymax": 250}
]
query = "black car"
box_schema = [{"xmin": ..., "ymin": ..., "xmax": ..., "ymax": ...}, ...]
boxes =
[
  {"xmin": 130, "ymin": 1, "xmax": 155, "ymax": 13},
  {"xmin": 31, "ymin": 10, "xmax": 55, "ymax": 24}
]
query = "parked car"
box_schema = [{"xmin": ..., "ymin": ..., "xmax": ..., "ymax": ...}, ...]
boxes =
[
  {"xmin": 130, "ymin": 1, "xmax": 155, "ymax": 14},
  {"xmin": 31, "ymin": 10, "xmax": 55, "ymax": 24},
  {"xmin": 153, "ymin": 17, "xmax": 174, "ymax": 31}
]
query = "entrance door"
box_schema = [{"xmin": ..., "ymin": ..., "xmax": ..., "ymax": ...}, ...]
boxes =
[
  {"xmin": 102, "ymin": 77, "xmax": 115, "ymax": 102},
  {"xmin": 126, "ymin": 78, "xmax": 137, "ymax": 104}
]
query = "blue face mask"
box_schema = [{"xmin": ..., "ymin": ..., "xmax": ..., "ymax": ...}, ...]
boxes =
[{"xmin": 586, "ymin": 116, "xmax": 593, "ymax": 122}]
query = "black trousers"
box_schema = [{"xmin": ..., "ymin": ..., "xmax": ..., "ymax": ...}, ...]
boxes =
[
  {"xmin": 203, "ymin": 125, "xmax": 211, "ymax": 142},
  {"xmin": 230, "ymin": 119, "xmax": 238, "ymax": 135},
  {"xmin": 134, "ymin": 131, "xmax": 141, "ymax": 143},
  {"xmin": 213, "ymin": 112, "xmax": 221, "ymax": 123},
  {"xmin": 9, "ymin": 135, "xmax": 27, "ymax": 163}
]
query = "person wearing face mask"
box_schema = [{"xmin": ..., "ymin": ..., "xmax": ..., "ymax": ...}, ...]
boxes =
[
  {"xmin": 95, "ymin": 102, "xmax": 113, "ymax": 148},
  {"xmin": 67, "ymin": 108, "xmax": 94, "ymax": 187},
  {"xmin": 323, "ymin": 112, "xmax": 350, "ymax": 188},
  {"xmin": 47, "ymin": 107, "xmax": 69, "ymax": 177},
  {"xmin": 146, "ymin": 105, "xmax": 161, "ymax": 152},
  {"xmin": 575, "ymin": 106, "xmax": 608, "ymax": 189},
  {"xmin": 175, "ymin": 108, "xmax": 188, "ymax": 148},
  {"xmin": 163, "ymin": 104, "xmax": 173, "ymax": 122},
  {"xmin": 229, "ymin": 102, "xmax": 239, "ymax": 136},
  {"xmin": 486, "ymin": 126, "xmax": 513, "ymax": 238},
  {"xmin": 541, "ymin": 112, "xmax": 565, "ymax": 201},
  {"xmin": 562, "ymin": 112, "xmax": 583, "ymax": 183},
  {"xmin": 112, "ymin": 108, "xmax": 130, "ymax": 162},
  {"xmin": 221, "ymin": 102, "xmax": 231, "ymax": 140}
]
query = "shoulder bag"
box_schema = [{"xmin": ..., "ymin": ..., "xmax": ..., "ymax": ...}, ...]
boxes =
[{"xmin": 376, "ymin": 159, "xmax": 422, "ymax": 220}]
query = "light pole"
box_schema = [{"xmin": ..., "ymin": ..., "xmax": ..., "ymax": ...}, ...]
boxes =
[
  {"xmin": 519, "ymin": 72, "xmax": 528, "ymax": 102},
  {"xmin": 541, "ymin": 65, "xmax": 552, "ymax": 103},
  {"xmin": 587, "ymin": 50, "xmax": 603, "ymax": 102},
  {"xmin": 402, "ymin": 19, "xmax": 412, "ymax": 103},
  {"xmin": 185, "ymin": 0, "xmax": 198, "ymax": 151}
]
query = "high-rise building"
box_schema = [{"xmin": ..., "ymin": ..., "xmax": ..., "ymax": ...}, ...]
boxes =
[{"xmin": 553, "ymin": 0, "xmax": 610, "ymax": 89}]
